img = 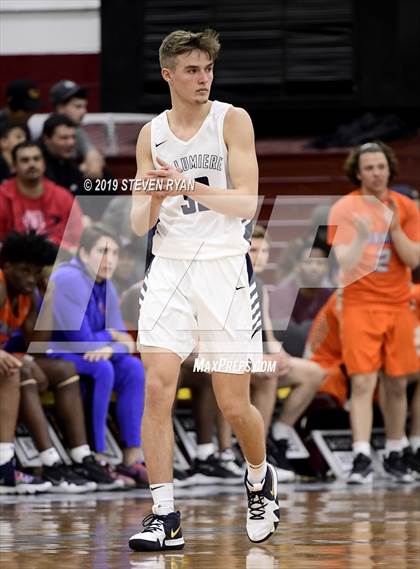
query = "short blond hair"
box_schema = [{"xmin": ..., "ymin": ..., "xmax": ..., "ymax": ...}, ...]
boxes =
[{"xmin": 159, "ymin": 29, "xmax": 220, "ymax": 69}]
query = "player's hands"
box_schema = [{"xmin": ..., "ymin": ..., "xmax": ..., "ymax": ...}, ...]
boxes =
[
  {"xmin": 145, "ymin": 156, "xmax": 186, "ymax": 193},
  {"xmin": 264, "ymin": 343, "xmax": 291, "ymax": 376},
  {"xmin": 387, "ymin": 197, "xmax": 401, "ymax": 233},
  {"xmin": 83, "ymin": 345, "xmax": 113, "ymax": 362},
  {"xmin": 0, "ymin": 350, "xmax": 22, "ymax": 375},
  {"xmin": 353, "ymin": 213, "xmax": 371, "ymax": 241}
]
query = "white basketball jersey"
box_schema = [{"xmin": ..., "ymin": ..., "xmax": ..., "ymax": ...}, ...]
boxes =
[{"xmin": 150, "ymin": 100, "xmax": 250, "ymax": 260}]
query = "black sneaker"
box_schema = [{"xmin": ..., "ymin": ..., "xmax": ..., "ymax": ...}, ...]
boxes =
[
  {"xmin": 43, "ymin": 462, "xmax": 95, "ymax": 493},
  {"xmin": 192, "ymin": 453, "xmax": 242, "ymax": 485},
  {"xmin": 245, "ymin": 463, "xmax": 280, "ymax": 543},
  {"xmin": 348, "ymin": 453, "xmax": 374, "ymax": 484},
  {"xmin": 72, "ymin": 455, "xmax": 124, "ymax": 491},
  {"xmin": 218, "ymin": 449, "xmax": 244, "ymax": 484},
  {"xmin": 383, "ymin": 451, "xmax": 414, "ymax": 483},
  {"xmin": 174, "ymin": 467, "xmax": 193, "ymax": 488},
  {"xmin": 0, "ymin": 458, "xmax": 52, "ymax": 495},
  {"xmin": 403, "ymin": 446, "xmax": 420, "ymax": 479},
  {"xmin": 267, "ymin": 438, "xmax": 296, "ymax": 482},
  {"xmin": 128, "ymin": 508, "xmax": 185, "ymax": 551}
]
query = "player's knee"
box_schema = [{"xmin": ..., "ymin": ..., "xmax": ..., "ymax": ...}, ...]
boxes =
[
  {"xmin": 53, "ymin": 360, "xmax": 78, "ymax": 383},
  {"xmin": 351, "ymin": 375, "xmax": 376, "ymax": 398},
  {"xmin": 20, "ymin": 363, "xmax": 48, "ymax": 392},
  {"xmin": 219, "ymin": 400, "xmax": 248, "ymax": 427},
  {"xmin": 307, "ymin": 362, "xmax": 326, "ymax": 389},
  {"xmin": 145, "ymin": 374, "xmax": 175, "ymax": 411},
  {"xmin": 384, "ymin": 377, "xmax": 407, "ymax": 398}
]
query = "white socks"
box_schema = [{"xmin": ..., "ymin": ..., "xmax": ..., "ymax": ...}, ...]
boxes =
[
  {"xmin": 385, "ymin": 437, "xmax": 409, "ymax": 456},
  {"xmin": 0, "ymin": 443, "xmax": 14, "ymax": 466},
  {"xmin": 354, "ymin": 437, "xmax": 411, "ymax": 459},
  {"xmin": 39, "ymin": 447, "xmax": 61, "ymax": 467},
  {"xmin": 246, "ymin": 458, "xmax": 267, "ymax": 486},
  {"xmin": 196, "ymin": 443, "xmax": 215, "ymax": 461},
  {"xmin": 353, "ymin": 441, "xmax": 371, "ymax": 457},
  {"xmin": 409, "ymin": 436, "xmax": 420, "ymax": 452},
  {"xmin": 69, "ymin": 444, "xmax": 91, "ymax": 464},
  {"xmin": 150, "ymin": 483, "xmax": 175, "ymax": 515},
  {"xmin": 272, "ymin": 421, "xmax": 292, "ymax": 441}
]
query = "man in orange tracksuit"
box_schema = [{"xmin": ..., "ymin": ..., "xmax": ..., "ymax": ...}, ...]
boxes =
[{"xmin": 327, "ymin": 142, "xmax": 419, "ymax": 484}]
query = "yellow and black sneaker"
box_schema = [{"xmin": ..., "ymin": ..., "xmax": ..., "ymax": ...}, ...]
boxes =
[
  {"xmin": 245, "ymin": 463, "xmax": 280, "ymax": 543},
  {"xmin": 128, "ymin": 507, "xmax": 184, "ymax": 551}
]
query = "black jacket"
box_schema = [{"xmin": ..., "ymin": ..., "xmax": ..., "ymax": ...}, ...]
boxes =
[{"xmin": 40, "ymin": 142, "xmax": 85, "ymax": 196}]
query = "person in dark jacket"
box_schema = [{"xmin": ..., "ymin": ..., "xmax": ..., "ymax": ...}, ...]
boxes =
[{"xmin": 40, "ymin": 114, "xmax": 85, "ymax": 196}]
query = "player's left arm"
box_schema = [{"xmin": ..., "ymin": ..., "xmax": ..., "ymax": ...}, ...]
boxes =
[
  {"xmin": 389, "ymin": 198, "xmax": 420, "ymax": 269},
  {"xmin": 194, "ymin": 106, "xmax": 258, "ymax": 219},
  {"xmin": 149, "ymin": 107, "xmax": 259, "ymax": 219}
]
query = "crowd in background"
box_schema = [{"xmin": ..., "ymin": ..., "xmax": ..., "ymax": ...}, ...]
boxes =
[{"xmin": 0, "ymin": 79, "xmax": 419, "ymax": 495}]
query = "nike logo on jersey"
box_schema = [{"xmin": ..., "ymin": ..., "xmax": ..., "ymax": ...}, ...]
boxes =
[
  {"xmin": 155, "ymin": 140, "xmax": 167, "ymax": 147},
  {"xmin": 235, "ymin": 286, "xmax": 245, "ymax": 290}
]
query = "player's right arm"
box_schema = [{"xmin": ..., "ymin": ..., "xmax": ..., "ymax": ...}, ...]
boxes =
[{"xmin": 130, "ymin": 123, "xmax": 166, "ymax": 236}]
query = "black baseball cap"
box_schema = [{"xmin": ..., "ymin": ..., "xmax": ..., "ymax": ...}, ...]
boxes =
[
  {"xmin": 50, "ymin": 80, "xmax": 87, "ymax": 106},
  {"xmin": 6, "ymin": 79, "xmax": 41, "ymax": 112}
]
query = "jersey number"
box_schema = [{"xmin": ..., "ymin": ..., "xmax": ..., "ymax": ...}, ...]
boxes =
[{"xmin": 181, "ymin": 177, "xmax": 209, "ymax": 215}]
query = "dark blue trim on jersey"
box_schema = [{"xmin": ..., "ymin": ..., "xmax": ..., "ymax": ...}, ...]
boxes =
[
  {"xmin": 245, "ymin": 253, "xmax": 254, "ymax": 285},
  {"xmin": 145, "ymin": 222, "xmax": 158, "ymax": 273}
]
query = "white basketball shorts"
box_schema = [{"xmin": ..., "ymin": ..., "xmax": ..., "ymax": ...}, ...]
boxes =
[{"xmin": 138, "ymin": 255, "xmax": 263, "ymax": 374}]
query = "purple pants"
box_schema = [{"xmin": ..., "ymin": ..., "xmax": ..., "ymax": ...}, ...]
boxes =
[{"xmin": 52, "ymin": 353, "xmax": 145, "ymax": 452}]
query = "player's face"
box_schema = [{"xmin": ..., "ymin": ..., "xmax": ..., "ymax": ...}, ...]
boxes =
[
  {"xmin": 81, "ymin": 236, "xmax": 119, "ymax": 282},
  {"xmin": 249, "ymin": 238, "xmax": 270, "ymax": 274},
  {"xmin": 4, "ymin": 262, "xmax": 42, "ymax": 295},
  {"xmin": 357, "ymin": 152, "xmax": 390, "ymax": 195},
  {"xmin": 58, "ymin": 98, "xmax": 87, "ymax": 125},
  {"xmin": 14, "ymin": 147, "xmax": 45, "ymax": 182},
  {"xmin": 297, "ymin": 247, "xmax": 328, "ymax": 287},
  {"xmin": 0, "ymin": 126, "xmax": 27, "ymax": 153},
  {"xmin": 46, "ymin": 125, "xmax": 76, "ymax": 159},
  {"xmin": 165, "ymin": 50, "xmax": 214, "ymax": 105}
]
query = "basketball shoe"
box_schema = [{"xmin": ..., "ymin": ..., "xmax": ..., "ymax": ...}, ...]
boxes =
[
  {"xmin": 72, "ymin": 455, "xmax": 124, "ymax": 490},
  {"xmin": 192, "ymin": 453, "xmax": 242, "ymax": 485},
  {"xmin": 0, "ymin": 457, "xmax": 52, "ymax": 494},
  {"xmin": 128, "ymin": 507, "xmax": 185, "ymax": 551},
  {"xmin": 267, "ymin": 438, "xmax": 296, "ymax": 482},
  {"xmin": 403, "ymin": 446, "xmax": 420, "ymax": 479},
  {"xmin": 347, "ymin": 453, "xmax": 374, "ymax": 484},
  {"xmin": 245, "ymin": 463, "xmax": 280, "ymax": 543},
  {"xmin": 43, "ymin": 461, "xmax": 95, "ymax": 493},
  {"xmin": 383, "ymin": 451, "xmax": 414, "ymax": 483}
]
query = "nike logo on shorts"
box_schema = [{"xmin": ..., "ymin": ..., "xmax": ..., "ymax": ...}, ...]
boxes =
[{"xmin": 236, "ymin": 286, "xmax": 245, "ymax": 290}]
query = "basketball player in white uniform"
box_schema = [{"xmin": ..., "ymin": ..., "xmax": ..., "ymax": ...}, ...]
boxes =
[{"xmin": 128, "ymin": 29, "xmax": 279, "ymax": 552}]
